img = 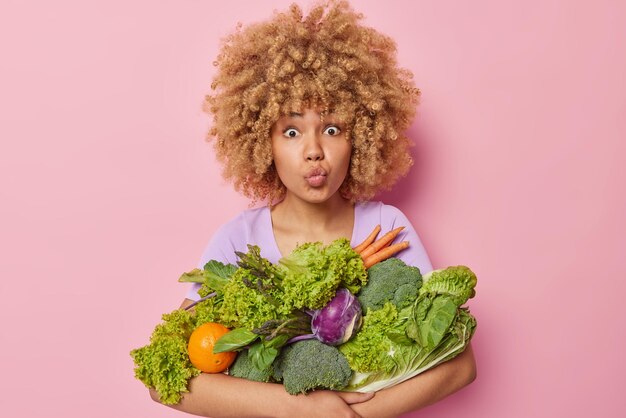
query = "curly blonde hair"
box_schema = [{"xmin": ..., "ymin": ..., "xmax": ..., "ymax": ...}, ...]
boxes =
[{"xmin": 204, "ymin": 0, "xmax": 420, "ymax": 203}]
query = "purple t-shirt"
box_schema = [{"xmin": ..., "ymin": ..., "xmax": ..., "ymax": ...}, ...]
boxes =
[{"xmin": 185, "ymin": 201, "xmax": 433, "ymax": 301}]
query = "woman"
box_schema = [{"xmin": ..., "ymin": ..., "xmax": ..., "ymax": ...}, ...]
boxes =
[{"xmin": 152, "ymin": 2, "xmax": 476, "ymax": 416}]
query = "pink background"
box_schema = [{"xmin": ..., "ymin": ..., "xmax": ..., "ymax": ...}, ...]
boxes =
[{"xmin": 1, "ymin": 0, "xmax": 624, "ymax": 417}]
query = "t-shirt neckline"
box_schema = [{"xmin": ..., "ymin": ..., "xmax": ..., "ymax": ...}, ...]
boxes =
[{"xmin": 263, "ymin": 203, "xmax": 360, "ymax": 260}]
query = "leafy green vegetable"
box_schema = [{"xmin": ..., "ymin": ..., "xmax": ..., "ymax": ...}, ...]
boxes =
[
  {"xmin": 177, "ymin": 268, "xmax": 204, "ymax": 283},
  {"xmin": 213, "ymin": 328, "xmax": 260, "ymax": 353},
  {"xmin": 130, "ymin": 309, "xmax": 200, "ymax": 405},
  {"xmin": 406, "ymin": 294, "xmax": 457, "ymax": 349},
  {"xmin": 178, "ymin": 261, "xmax": 236, "ymax": 294},
  {"xmin": 203, "ymin": 260, "xmax": 238, "ymax": 281},
  {"xmin": 342, "ymin": 306, "xmax": 476, "ymax": 392},
  {"xmin": 229, "ymin": 349, "xmax": 275, "ymax": 383},
  {"xmin": 419, "ymin": 265, "xmax": 477, "ymax": 306},
  {"xmin": 322, "ymin": 238, "xmax": 369, "ymax": 294},
  {"xmin": 279, "ymin": 238, "xmax": 367, "ymax": 310},
  {"xmin": 405, "ymin": 265, "xmax": 478, "ymax": 349},
  {"xmin": 131, "ymin": 336, "xmax": 200, "ymax": 404},
  {"xmin": 357, "ymin": 258, "xmax": 422, "ymax": 312},
  {"xmin": 246, "ymin": 334, "xmax": 291, "ymax": 371},
  {"xmin": 339, "ymin": 302, "xmax": 400, "ymax": 373},
  {"xmin": 150, "ymin": 309, "xmax": 196, "ymax": 340},
  {"xmin": 219, "ymin": 267, "xmax": 285, "ymax": 329},
  {"xmin": 201, "ymin": 261, "xmax": 236, "ymax": 292},
  {"xmin": 193, "ymin": 293, "xmax": 224, "ymax": 325},
  {"xmin": 273, "ymin": 339, "xmax": 353, "ymax": 395},
  {"xmin": 339, "ymin": 265, "xmax": 478, "ymax": 393}
]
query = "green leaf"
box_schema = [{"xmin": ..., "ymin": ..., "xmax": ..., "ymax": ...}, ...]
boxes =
[
  {"xmin": 202, "ymin": 261, "xmax": 237, "ymax": 291},
  {"xmin": 178, "ymin": 268, "xmax": 205, "ymax": 283},
  {"xmin": 249, "ymin": 341, "xmax": 279, "ymax": 371},
  {"xmin": 386, "ymin": 329, "xmax": 413, "ymax": 346},
  {"xmin": 413, "ymin": 295, "xmax": 431, "ymax": 321},
  {"xmin": 265, "ymin": 334, "xmax": 289, "ymax": 349},
  {"xmin": 213, "ymin": 328, "xmax": 259, "ymax": 353},
  {"xmin": 406, "ymin": 295, "xmax": 430, "ymax": 341},
  {"xmin": 409, "ymin": 295, "xmax": 458, "ymax": 349}
]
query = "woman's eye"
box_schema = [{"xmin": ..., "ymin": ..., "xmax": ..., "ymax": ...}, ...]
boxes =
[
  {"xmin": 324, "ymin": 125, "xmax": 341, "ymax": 136},
  {"xmin": 283, "ymin": 128, "xmax": 299, "ymax": 138}
]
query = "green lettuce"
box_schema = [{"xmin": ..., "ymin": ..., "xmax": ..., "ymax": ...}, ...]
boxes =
[
  {"xmin": 345, "ymin": 308, "xmax": 476, "ymax": 392},
  {"xmin": 418, "ymin": 266, "xmax": 477, "ymax": 306},
  {"xmin": 219, "ymin": 267, "xmax": 285, "ymax": 329},
  {"xmin": 406, "ymin": 294, "xmax": 458, "ymax": 350},
  {"xmin": 339, "ymin": 303, "xmax": 400, "ymax": 373},
  {"xmin": 130, "ymin": 309, "xmax": 200, "ymax": 405},
  {"xmin": 279, "ymin": 238, "xmax": 367, "ymax": 310}
]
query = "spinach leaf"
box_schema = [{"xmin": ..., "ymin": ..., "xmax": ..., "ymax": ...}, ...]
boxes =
[{"xmin": 213, "ymin": 328, "xmax": 259, "ymax": 353}]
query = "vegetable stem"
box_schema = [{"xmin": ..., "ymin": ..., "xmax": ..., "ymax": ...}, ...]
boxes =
[
  {"xmin": 184, "ymin": 292, "xmax": 217, "ymax": 311},
  {"xmin": 286, "ymin": 334, "xmax": 316, "ymax": 344}
]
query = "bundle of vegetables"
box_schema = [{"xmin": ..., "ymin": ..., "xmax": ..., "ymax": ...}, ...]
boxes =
[
  {"xmin": 130, "ymin": 226, "xmax": 477, "ymax": 404},
  {"xmin": 131, "ymin": 236, "xmax": 373, "ymax": 403}
]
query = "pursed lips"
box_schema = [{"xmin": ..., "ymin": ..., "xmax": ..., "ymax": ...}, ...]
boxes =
[
  {"xmin": 305, "ymin": 167, "xmax": 327, "ymax": 178},
  {"xmin": 305, "ymin": 167, "xmax": 328, "ymax": 187}
]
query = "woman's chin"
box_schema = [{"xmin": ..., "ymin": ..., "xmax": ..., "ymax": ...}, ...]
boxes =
[{"xmin": 284, "ymin": 186, "xmax": 342, "ymax": 205}]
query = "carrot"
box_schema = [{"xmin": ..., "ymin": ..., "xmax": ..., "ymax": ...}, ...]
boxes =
[
  {"xmin": 364, "ymin": 241, "xmax": 410, "ymax": 268},
  {"xmin": 353, "ymin": 225, "xmax": 381, "ymax": 254},
  {"xmin": 359, "ymin": 226, "xmax": 405, "ymax": 259}
]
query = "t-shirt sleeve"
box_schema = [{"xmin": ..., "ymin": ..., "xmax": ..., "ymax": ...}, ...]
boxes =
[{"xmin": 184, "ymin": 215, "xmax": 248, "ymax": 301}]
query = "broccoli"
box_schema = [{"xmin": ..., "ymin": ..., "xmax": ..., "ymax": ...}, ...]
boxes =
[
  {"xmin": 272, "ymin": 339, "xmax": 352, "ymax": 395},
  {"xmin": 357, "ymin": 258, "xmax": 422, "ymax": 312},
  {"xmin": 228, "ymin": 350, "xmax": 274, "ymax": 383}
]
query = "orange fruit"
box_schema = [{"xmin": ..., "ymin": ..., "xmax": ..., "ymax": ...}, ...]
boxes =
[{"xmin": 187, "ymin": 322, "xmax": 237, "ymax": 373}]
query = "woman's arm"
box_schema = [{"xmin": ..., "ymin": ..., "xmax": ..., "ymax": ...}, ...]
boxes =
[
  {"xmin": 150, "ymin": 372, "xmax": 374, "ymax": 418},
  {"xmin": 147, "ymin": 299, "xmax": 375, "ymax": 418},
  {"xmin": 350, "ymin": 344, "xmax": 477, "ymax": 418}
]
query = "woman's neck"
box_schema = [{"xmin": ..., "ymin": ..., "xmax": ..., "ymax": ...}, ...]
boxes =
[
  {"xmin": 284, "ymin": 192, "xmax": 350, "ymax": 218},
  {"xmin": 270, "ymin": 192, "xmax": 355, "ymax": 249}
]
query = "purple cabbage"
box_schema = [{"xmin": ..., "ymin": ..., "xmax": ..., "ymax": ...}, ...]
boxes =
[{"xmin": 311, "ymin": 288, "xmax": 363, "ymax": 346}]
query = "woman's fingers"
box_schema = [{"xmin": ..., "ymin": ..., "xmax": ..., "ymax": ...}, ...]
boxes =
[
  {"xmin": 292, "ymin": 390, "xmax": 372, "ymax": 418},
  {"xmin": 336, "ymin": 391, "xmax": 375, "ymax": 404}
]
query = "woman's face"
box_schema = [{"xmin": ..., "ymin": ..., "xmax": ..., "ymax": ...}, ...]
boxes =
[{"xmin": 271, "ymin": 109, "xmax": 352, "ymax": 204}]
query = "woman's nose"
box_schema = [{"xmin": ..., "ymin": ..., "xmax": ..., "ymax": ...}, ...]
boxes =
[{"xmin": 305, "ymin": 135, "xmax": 324, "ymax": 161}]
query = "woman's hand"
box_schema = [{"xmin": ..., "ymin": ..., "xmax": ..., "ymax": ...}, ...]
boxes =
[{"xmin": 281, "ymin": 390, "xmax": 375, "ymax": 418}]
